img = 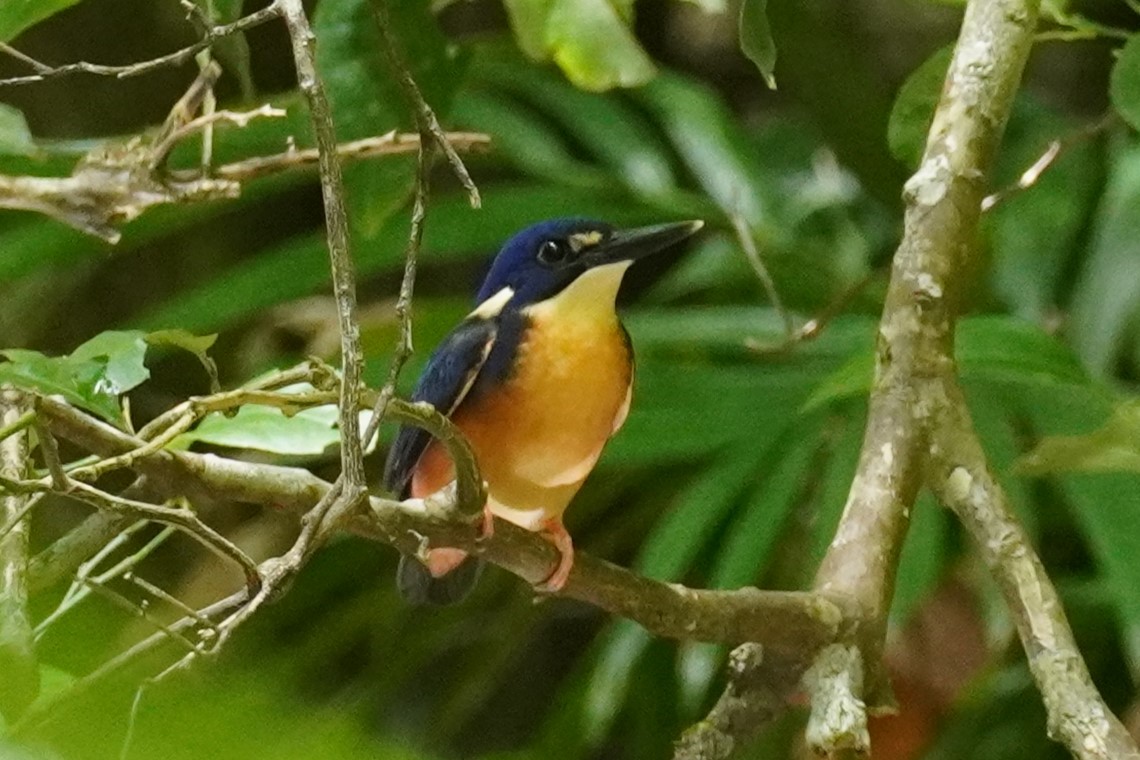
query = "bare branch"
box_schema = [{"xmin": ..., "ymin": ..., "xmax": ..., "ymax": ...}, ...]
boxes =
[
  {"xmin": 215, "ymin": 131, "xmax": 489, "ymax": 182},
  {"xmin": 370, "ymin": 0, "xmax": 481, "ymax": 208},
  {"xmin": 362, "ymin": 140, "xmax": 432, "ymax": 452},
  {"xmin": 931, "ymin": 389, "xmax": 1140, "ymax": 759},
  {"xmin": 30, "ymin": 392, "xmax": 838, "ymax": 652},
  {"xmin": 0, "ymin": 390, "xmax": 38, "ymax": 720},
  {"xmin": 279, "ymin": 0, "xmax": 367, "ymax": 504},
  {"xmin": 0, "ymin": 2, "xmax": 282, "ymax": 88}
]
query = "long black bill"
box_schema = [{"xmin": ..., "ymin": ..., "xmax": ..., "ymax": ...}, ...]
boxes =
[{"xmin": 586, "ymin": 220, "xmax": 704, "ymax": 266}]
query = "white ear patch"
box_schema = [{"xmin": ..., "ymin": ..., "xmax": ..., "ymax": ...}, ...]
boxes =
[{"xmin": 470, "ymin": 287, "xmax": 515, "ymax": 319}]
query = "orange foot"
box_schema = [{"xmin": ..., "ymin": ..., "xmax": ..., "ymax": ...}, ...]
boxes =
[{"xmin": 534, "ymin": 518, "xmax": 574, "ymax": 593}]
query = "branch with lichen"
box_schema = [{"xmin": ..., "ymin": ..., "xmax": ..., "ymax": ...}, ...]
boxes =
[
  {"xmin": 677, "ymin": 0, "xmax": 1140, "ymax": 758},
  {"xmin": 0, "ymin": 390, "xmax": 39, "ymax": 721},
  {"xmin": 0, "ymin": 62, "xmax": 488, "ymax": 243}
]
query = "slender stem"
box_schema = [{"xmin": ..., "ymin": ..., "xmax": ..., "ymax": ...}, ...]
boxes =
[
  {"xmin": 0, "ymin": 3, "xmax": 282, "ymax": 87},
  {"xmin": 278, "ymin": 0, "xmax": 367, "ymax": 498}
]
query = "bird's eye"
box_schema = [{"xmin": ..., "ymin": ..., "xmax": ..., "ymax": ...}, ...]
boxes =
[{"xmin": 537, "ymin": 240, "xmax": 568, "ymax": 265}]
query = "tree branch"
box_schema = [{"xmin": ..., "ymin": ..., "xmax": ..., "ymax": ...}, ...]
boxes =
[
  {"xmin": 278, "ymin": 0, "xmax": 366, "ymax": 505},
  {"xmin": 28, "ymin": 393, "xmax": 838, "ymax": 654},
  {"xmin": 0, "ymin": 390, "xmax": 38, "ymax": 721},
  {"xmin": 0, "ymin": 2, "xmax": 282, "ymax": 87}
]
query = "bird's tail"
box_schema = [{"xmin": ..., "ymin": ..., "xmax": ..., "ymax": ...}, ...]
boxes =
[{"xmin": 397, "ymin": 552, "xmax": 484, "ymax": 605}]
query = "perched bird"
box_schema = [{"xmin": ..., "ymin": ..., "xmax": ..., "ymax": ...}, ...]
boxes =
[{"xmin": 384, "ymin": 218, "xmax": 703, "ymax": 605}]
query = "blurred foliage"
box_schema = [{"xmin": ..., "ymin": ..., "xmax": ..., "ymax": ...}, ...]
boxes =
[{"xmin": 1, "ymin": 0, "xmax": 1140, "ymax": 759}]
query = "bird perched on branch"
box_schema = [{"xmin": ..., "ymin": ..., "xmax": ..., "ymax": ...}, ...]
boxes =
[{"xmin": 384, "ymin": 218, "xmax": 703, "ymax": 605}]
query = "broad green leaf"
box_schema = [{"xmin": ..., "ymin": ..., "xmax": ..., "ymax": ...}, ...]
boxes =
[
  {"xmin": 0, "ymin": 104, "xmax": 35, "ymax": 156},
  {"xmin": 0, "ymin": 0, "xmax": 85, "ymax": 42},
  {"xmin": 501, "ymin": 0, "xmax": 555, "ymax": 60},
  {"xmin": 69, "ymin": 330, "xmax": 149, "ymax": 395},
  {"xmin": 1110, "ymin": 35, "xmax": 1140, "ymax": 131},
  {"xmin": 709, "ymin": 427, "xmax": 820, "ymax": 588},
  {"xmin": 1069, "ymin": 140, "xmax": 1140, "ymax": 377},
  {"xmin": 472, "ymin": 50, "xmax": 679, "ymax": 193},
  {"xmin": 0, "ymin": 349, "xmax": 123, "ymax": 424},
  {"xmin": 804, "ymin": 316, "xmax": 1092, "ymax": 410},
  {"xmin": 314, "ymin": 0, "xmax": 464, "ymax": 238},
  {"xmin": 636, "ymin": 72, "xmax": 771, "ymax": 225},
  {"xmin": 546, "ymin": 0, "xmax": 656, "ymax": 91},
  {"xmin": 1017, "ymin": 399, "xmax": 1140, "ymax": 475},
  {"xmin": 504, "ymin": 0, "xmax": 654, "ymax": 91},
  {"xmin": 739, "ymin": 0, "xmax": 777, "ymax": 89},
  {"xmin": 178, "ymin": 402, "xmax": 368, "ymax": 456},
  {"xmin": 451, "ymin": 90, "xmax": 610, "ymax": 188},
  {"xmin": 887, "ymin": 46, "xmax": 952, "ymax": 167}
]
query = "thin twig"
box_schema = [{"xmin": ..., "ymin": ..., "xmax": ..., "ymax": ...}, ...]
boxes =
[
  {"xmin": 0, "ymin": 2, "xmax": 283, "ymax": 87},
  {"xmin": 370, "ymin": 0, "xmax": 481, "ymax": 208},
  {"xmin": 982, "ymin": 112, "xmax": 1117, "ymax": 211},
  {"xmin": 361, "ymin": 139, "xmax": 433, "ymax": 451},
  {"xmin": 279, "ymin": 0, "xmax": 367, "ymax": 502},
  {"xmin": 215, "ymin": 131, "xmax": 489, "ymax": 182},
  {"xmin": 730, "ymin": 212, "xmax": 793, "ymax": 341}
]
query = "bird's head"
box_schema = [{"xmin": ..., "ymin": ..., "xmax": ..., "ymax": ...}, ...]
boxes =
[{"xmin": 474, "ymin": 218, "xmax": 704, "ymax": 314}]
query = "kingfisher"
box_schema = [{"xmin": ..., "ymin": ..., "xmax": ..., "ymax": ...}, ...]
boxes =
[{"xmin": 384, "ymin": 217, "xmax": 703, "ymax": 604}]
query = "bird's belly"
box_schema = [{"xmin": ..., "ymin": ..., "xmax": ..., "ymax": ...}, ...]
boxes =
[{"xmin": 453, "ymin": 316, "xmax": 631, "ymax": 518}]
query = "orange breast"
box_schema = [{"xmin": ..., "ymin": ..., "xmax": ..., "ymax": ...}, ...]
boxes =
[{"xmin": 413, "ymin": 310, "xmax": 632, "ymax": 526}]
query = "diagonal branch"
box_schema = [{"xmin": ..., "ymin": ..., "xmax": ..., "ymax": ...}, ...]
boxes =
[{"xmin": 0, "ymin": 2, "xmax": 282, "ymax": 87}]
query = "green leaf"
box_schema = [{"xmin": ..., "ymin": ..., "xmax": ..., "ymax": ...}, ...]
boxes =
[
  {"xmin": 708, "ymin": 427, "xmax": 819, "ymax": 588},
  {"xmin": 314, "ymin": 0, "xmax": 464, "ymax": 238},
  {"xmin": 0, "ymin": 0, "xmax": 85, "ymax": 42},
  {"xmin": 0, "ymin": 349, "xmax": 124, "ymax": 424},
  {"xmin": 69, "ymin": 330, "xmax": 149, "ymax": 395},
  {"xmin": 503, "ymin": 0, "xmax": 656, "ymax": 91},
  {"xmin": 804, "ymin": 316, "xmax": 1092, "ymax": 411},
  {"xmin": 451, "ymin": 90, "xmax": 610, "ymax": 189},
  {"xmin": 177, "ymin": 404, "xmax": 347, "ymax": 456},
  {"xmin": 636, "ymin": 72, "xmax": 772, "ymax": 224},
  {"xmin": 739, "ymin": 0, "xmax": 777, "ymax": 89},
  {"xmin": 1017, "ymin": 399, "xmax": 1140, "ymax": 475},
  {"xmin": 1068, "ymin": 139, "xmax": 1140, "ymax": 377},
  {"xmin": 1110, "ymin": 35, "xmax": 1140, "ymax": 132},
  {"xmin": 472, "ymin": 50, "xmax": 679, "ymax": 193},
  {"xmin": 887, "ymin": 46, "xmax": 952, "ymax": 167},
  {"xmin": 547, "ymin": 0, "xmax": 656, "ymax": 91},
  {"xmin": 0, "ymin": 104, "xmax": 35, "ymax": 156},
  {"xmin": 172, "ymin": 383, "xmax": 379, "ymax": 457}
]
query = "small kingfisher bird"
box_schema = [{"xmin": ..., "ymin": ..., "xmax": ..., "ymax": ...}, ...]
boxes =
[{"xmin": 384, "ymin": 217, "xmax": 703, "ymax": 604}]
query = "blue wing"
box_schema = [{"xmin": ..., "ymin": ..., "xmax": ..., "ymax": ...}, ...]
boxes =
[{"xmin": 383, "ymin": 317, "xmax": 497, "ymax": 498}]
